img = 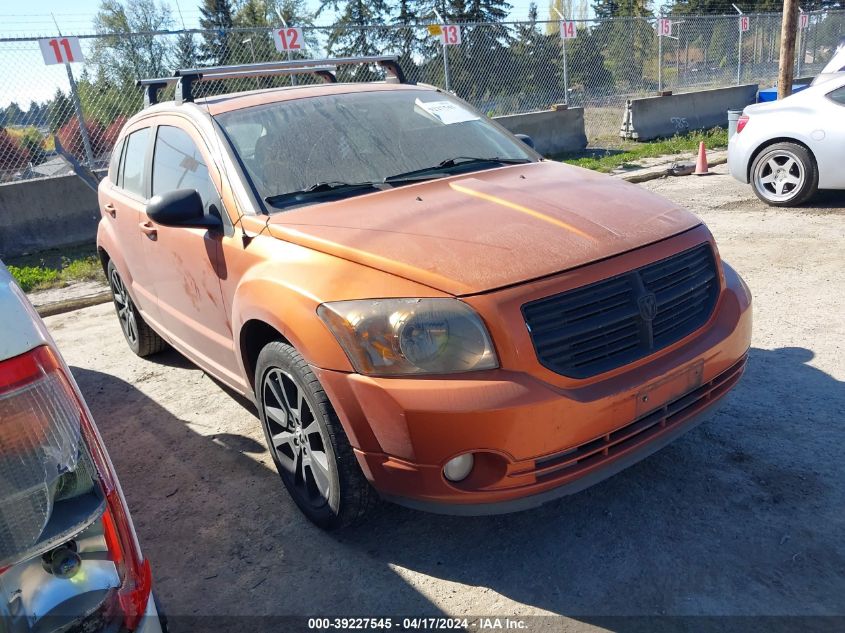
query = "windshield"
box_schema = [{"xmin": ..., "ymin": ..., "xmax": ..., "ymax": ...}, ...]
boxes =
[{"xmin": 215, "ymin": 89, "xmax": 536, "ymax": 211}]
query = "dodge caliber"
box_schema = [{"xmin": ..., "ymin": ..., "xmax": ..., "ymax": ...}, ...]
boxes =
[{"xmin": 97, "ymin": 59, "xmax": 752, "ymax": 529}]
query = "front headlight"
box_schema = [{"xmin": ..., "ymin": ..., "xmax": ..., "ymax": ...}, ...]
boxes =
[{"xmin": 317, "ymin": 298, "xmax": 499, "ymax": 376}]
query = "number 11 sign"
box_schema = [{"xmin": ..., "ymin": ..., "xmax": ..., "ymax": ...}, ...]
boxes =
[{"xmin": 39, "ymin": 37, "xmax": 84, "ymax": 65}]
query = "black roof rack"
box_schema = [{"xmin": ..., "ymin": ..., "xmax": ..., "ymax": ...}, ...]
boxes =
[{"xmin": 136, "ymin": 55, "xmax": 406, "ymax": 107}]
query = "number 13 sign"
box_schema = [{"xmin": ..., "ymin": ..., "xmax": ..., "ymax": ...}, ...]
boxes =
[
  {"xmin": 273, "ymin": 27, "xmax": 303, "ymax": 52},
  {"xmin": 39, "ymin": 37, "xmax": 84, "ymax": 65},
  {"xmin": 440, "ymin": 25, "xmax": 461, "ymax": 46}
]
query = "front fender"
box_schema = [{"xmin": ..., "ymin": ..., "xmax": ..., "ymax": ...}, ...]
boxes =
[{"xmin": 231, "ymin": 273, "xmax": 353, "ymax": 373}]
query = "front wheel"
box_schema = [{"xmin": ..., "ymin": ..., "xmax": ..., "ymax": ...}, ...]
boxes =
[
  {"xmin": 750, "ymin": 142, "xmax": 818, "ymax": 207},
  {"xmin": 254, "ymin": 341, "xmax": 376, "ymax": 529}
]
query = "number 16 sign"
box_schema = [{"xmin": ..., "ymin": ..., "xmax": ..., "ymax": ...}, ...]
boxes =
[{"xmin": 39, "ymin": 37, "xmax": 84, "ymax": 65}]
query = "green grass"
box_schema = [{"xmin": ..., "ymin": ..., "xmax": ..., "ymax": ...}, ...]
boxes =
[
  {"xmin": 7, "ymin": 254, "xmax": 103, "ymax": 292},
  {"xmin": 561, "ymin": 128, "xmax": 729, "ymax": 173}
]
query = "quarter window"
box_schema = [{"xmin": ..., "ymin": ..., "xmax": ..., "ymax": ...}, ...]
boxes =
[
  {"xmin": 827, "ymin": 86, "xmax": 845, "ymax": 106},
  {"xmin": 108, "ymin": 138, "xmax": 124, "ymax": 184},
  {"xmin": 120, "ymin": 128, "xmax": 150, "ymax": 198},
  {"xmin": 152, "ymin": 126, "xmax": 220, "ymax": 216}
]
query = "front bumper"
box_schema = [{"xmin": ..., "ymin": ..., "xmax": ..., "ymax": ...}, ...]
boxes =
[{"xmin": 314, "ymin": 255, "xmax": 752, "ymax": 515}]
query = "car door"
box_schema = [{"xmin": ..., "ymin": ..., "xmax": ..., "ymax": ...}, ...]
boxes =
[
  {"xmin": 103, "ymin": 125, "xmax": 162, "ymax": 324},
  {"xmin": 819, "ymin": 84, "xmax": 845, "ymax": 189},
  {"xmin": 140, "ymin": 118, "xmax": 237, "ymax": 382}
]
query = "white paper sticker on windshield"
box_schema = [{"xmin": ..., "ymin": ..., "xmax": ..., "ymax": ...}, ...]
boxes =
[{"xmin": 415, "ymin": 99, "xmax": 479, "ymax": 125}]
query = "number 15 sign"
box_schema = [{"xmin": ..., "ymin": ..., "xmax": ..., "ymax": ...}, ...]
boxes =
[{"xmin": 39, "ymin": 37, "xmax": 84, "ymax": 65}]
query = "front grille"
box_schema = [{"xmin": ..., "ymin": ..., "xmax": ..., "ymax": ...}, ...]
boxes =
[
  {"xmin": 527, "ymin": 355, "xmax": 747, "ymax": 484},
  {"xmin": 522, "ymin": 243, "xmax": 719, "ymax": 378}
]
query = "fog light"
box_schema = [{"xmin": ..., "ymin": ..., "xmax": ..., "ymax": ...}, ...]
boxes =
[{"xmin": 443, "ymin": 453, "xmax": 474, "ymax": 482}]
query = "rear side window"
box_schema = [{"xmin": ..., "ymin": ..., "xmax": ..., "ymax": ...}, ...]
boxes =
[
  {"xmin": 152, "ymin": 125, "xmax": 220, "ymax": 215},
  {"xmin": 828, "ymin": 86, "xmax": 845, "ymax": 106},
  {"xmin": 121, "ymin": 128, "xmax": 150, "ymax": 198}
]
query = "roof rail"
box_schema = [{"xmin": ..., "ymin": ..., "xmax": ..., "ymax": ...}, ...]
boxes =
[{"xmin": 136, "ymin": 55, "xmax": 406, "ymax": 107}]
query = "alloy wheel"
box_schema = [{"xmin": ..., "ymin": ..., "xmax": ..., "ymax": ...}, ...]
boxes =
[
  {"xmin": 753, "ymin": 150, "xmax": 805, "ymax": 203},
  {"xmin": 262, "ymin": 368, "xmax": 333, "ymax": 508},
  {"xmin": 109, "ymin": 268, "xmax": 138, "ymax": 346}
]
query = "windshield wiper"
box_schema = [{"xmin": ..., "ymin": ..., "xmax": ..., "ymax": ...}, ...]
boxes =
[
  {"xmin": 265, "ymin": 181, "xmax": 381, "ymax": 209},
  {"xmin": 384, "ymin": 156, "xmax": 532, "ymax": 183}
]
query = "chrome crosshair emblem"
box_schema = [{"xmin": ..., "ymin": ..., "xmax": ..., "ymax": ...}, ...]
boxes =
[{"xmin": 637, "ymin": 292, "xmax": 658, "ymax": 321}]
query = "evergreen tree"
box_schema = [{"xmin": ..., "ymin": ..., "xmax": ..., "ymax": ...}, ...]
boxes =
[
  {"xmin": 199, "ymin": 0, "xmax": 236, "ymax": 65},
  {"xmin": 4, "ymin": 103, "xmax": 24, "ymax": 127},
  {"xmin": 174, "ymin": 31, "xmax": 199, "ymax": 69},
  {"xmin": 593, "ymin": 0, "xmax": 651, "ymax": 17},
  {"xmin": 317, "ymin": 0, "xmax": 390, "ymax": 77},
  {"xmin": 48, "ymin": 90, "xmax": 74, "ymax": 133}
]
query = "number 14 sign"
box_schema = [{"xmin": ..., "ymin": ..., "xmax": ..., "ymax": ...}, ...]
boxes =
[{"xmin": 38, "ymin": 37, "xmax": 84, "ymax": 65}]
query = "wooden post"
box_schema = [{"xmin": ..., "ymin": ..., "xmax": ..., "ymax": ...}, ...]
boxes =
[{"xmin": 778, "ymin": 0, "xmax": 799, "ymax": 99}]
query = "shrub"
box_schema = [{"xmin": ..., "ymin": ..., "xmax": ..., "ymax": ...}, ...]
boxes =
[
  {"xmin": 0, "ymin": 128, "xmax": 31, "ymax": 170},
  {"xmin": 101, "ymin": 115, "xmax": 128, "ymax": 153},
  {"xmin": 56, "ymin": 119, "xmax": 104, "ymax": 161},
  {"xmin": 7, "ymin": 265, "xmax": 59, "ymax": 292}
]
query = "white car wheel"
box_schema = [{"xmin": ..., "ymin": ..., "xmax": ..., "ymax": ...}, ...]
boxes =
[{"xmin": 750, "ymin": 142, "xmax": 818, "ymax": 207}]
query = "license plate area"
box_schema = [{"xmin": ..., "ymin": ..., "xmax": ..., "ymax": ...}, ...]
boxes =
[{"xmin": 635, "ymin": 361, "xmax": 704, "ymax": 417}]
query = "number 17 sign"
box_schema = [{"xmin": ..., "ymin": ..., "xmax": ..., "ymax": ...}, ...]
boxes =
[{"xmin": 39, "ymin": 37, "xmax": 84, "ymax": 65}]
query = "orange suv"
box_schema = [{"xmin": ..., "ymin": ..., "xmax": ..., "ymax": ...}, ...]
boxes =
[{"xmin": 97, "ymin": 57, "xmax": 752, "ymax": 528}]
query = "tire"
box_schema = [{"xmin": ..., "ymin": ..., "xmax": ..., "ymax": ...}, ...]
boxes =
[
  {"xmin": 750, "ymin": 142, "xmax": 818, "ymax": 207},
  {"xmin": 106, "ymin": 260, "xmax": 168, "ymax": 357},
  {"xmin": 254, "ymin": 341, "xmax": 377, "ymax": 529}
]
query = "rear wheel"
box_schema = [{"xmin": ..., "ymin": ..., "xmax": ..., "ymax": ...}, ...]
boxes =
[
  {"xmin": 106, "ymin": 261, "xmax": 167, "ymax": 357},
  {"xmin": 255, "ymin": 341, "xmax": 376, "ymax": 529},
  {"xmin": 750, "ymin": 142, "xmax": 818, "ymax": 207}
]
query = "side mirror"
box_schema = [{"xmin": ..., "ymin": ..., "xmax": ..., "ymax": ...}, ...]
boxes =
[
  {"xmin": 146, "ymin": 189, "xmax": 221, "ymax": 230},
  {"xmin": 514, "ymin": 133, "xmax": 535, "ymax": 149}
]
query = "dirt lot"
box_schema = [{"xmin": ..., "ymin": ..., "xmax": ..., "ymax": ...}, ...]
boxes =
[{"xmin": 44, "ymin": 165, "xmax": 845, "ymax": 630}]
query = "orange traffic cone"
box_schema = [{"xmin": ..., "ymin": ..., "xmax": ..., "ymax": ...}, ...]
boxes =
[{"xmin": 694, "ymin": 141, "xmax": 710, "ymax": 175}]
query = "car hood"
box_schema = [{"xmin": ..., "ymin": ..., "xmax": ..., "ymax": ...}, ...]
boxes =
[{"xmin": 266, "ymin": 161, "xmax": 701, "ymax": 295}]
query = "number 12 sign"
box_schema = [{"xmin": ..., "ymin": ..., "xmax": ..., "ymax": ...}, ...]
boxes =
[
  {"xmin": 39, "ymin": 37, "xmax": 84, "ymax": 65},
  {"xmin": 440, "ymin": 25, "xmax": 461, "ymax": 46},
  {"xmin": 273, "ymin": 27, "xmax": 303, "ymax": 52}
]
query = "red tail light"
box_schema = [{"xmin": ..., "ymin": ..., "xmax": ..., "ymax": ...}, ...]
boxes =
[
  {"xmin": 736, "ymin": 115, "xmax": 749, "ymax": 134},
  {"xmin": 0, "ymin": 345, "xmax": 151, "ymax": 630}
]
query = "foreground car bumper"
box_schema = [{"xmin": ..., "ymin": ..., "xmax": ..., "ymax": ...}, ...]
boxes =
[{"xmin": 315, "ymin": 261, "xmax": 752, "ymax": 515}]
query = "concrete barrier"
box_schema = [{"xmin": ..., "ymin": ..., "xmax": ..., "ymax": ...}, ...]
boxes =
[
  {"xmin": 495, "ymin": 107, "xmax": 588, "ymax": 156},
  {"xmin": 619, "ymin": 84, "xmax": 759, "ymax": 141},
  {"xmin": 0, "ymin": 172, "xmax": 101, "ymax": 259}
]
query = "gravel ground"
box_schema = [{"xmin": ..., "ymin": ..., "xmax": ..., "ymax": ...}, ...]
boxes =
[{"xmin": 44, "ymin": 165, "xmax": 845, "ymax": 631}]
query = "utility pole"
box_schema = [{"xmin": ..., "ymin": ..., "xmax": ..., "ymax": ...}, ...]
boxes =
[{"xmin": 778, "ymin": 0, "xmax": 800, "ymax": 100}]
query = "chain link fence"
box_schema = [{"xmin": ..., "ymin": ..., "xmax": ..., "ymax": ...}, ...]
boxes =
[{"xmin": 2, "ymin": 10, "xmax": 844, "ymax": 183}]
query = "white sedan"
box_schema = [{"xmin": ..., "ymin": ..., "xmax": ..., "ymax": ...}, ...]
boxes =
[
  {"xmin": 0, "ymin": 263, "xmax": 163, "ymax": 633},
  {"xmin": 728, "ymin": 73, "xmax": 845, "ymax": 206}
]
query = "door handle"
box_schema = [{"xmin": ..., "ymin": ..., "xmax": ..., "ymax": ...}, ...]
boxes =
[
  {"xmin": 139, "ymin": 221, "xmax": 157, "ymax": 241},
  {"xmin": 104, "ymin": 203, "xmax": 116, "ymax": 218}
]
